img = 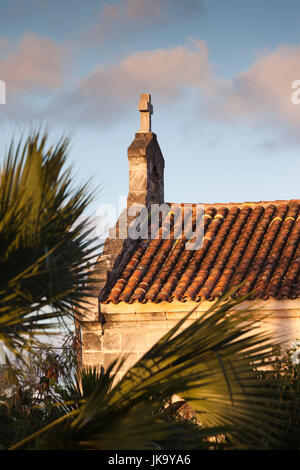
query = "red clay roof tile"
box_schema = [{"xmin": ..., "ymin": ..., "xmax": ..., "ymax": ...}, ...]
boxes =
[{"xmin": 102, "ymin": 200, "xmax": 300, "ymax": 303}]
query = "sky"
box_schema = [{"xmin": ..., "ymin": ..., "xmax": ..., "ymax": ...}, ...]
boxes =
[{"xmin": 0, "ymin": 0, "xmax": 300, "ymax": 237}]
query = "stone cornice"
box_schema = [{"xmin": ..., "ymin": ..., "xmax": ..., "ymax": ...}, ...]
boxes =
[{"xmin": 100, "ymin": 298, "xmax": 300, "ymax": 314}]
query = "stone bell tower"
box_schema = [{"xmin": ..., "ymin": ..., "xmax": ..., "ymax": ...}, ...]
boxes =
[
  {"xmin": 127, "ymin": 93, "xmax": 164, "ymax": 210},
  {"xmin": 81, "ymin": 94, "xmax": 165, "ymax": 322}
]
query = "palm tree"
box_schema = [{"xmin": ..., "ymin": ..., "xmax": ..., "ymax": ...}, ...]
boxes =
[
  {"xmin": 0, "ymin": 131, "xmax": 297, "ymax": 450},
  {"xmin": 0, "ymin": 132, "xmax": 99, "ymax": 358},
  {"xmin": 9, "ymin": 295, "xmax": 296, "ymax": 450}
]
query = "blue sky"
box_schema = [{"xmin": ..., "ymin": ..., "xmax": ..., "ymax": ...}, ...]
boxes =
[{"xmin": 0, "ymin": 0, "xmax": 300, "ymax": 230}]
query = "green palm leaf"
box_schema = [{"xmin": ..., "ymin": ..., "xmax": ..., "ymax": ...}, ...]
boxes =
[
  {"xmin": 11, "ymin": 295, "xmax": 291, "ymax": 450},
  {"xmin": 0, "ymin": 132, "xmax": 100, "ymax": 356}
]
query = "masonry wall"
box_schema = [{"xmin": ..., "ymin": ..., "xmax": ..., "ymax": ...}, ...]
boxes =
[
  {"xmin": 82, "ymin": 312, "xmax": 195, "ymax": 382},
  {"xmin": 81, "ymin": 304, "xmax": 300, "ymax": 381}
]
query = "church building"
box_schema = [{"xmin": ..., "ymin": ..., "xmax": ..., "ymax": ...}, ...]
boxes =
[{"xmin": 80, "ymin": 94, "xmax": 300, "ymax": 379}]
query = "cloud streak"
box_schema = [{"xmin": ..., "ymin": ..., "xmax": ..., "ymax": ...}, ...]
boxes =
[
  {"xmin": 53, "ymin": 39, "xmax": 217, "ymax": 124},
  {"xmin": 87, "ymin": 0, "xmax": 203, "ymax": 44},
  {"xmin": 50, "ymin": 40, "xmax": 300, "ymax": 146},
  {"xmin": 0, "ymin": 33, "xmax": 64, "ymax": 98},
  {"xmin": 211, "ymin": 44, "xmax": 300, "ymax": 129},
  {"xmin": 2, "ymin": 30, "xmax": 300, "ymax": 149}
]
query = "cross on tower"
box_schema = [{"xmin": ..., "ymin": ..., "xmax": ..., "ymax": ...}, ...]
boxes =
[{"xmin": 138, "ymin": 93, "xmax": 153, "ymax": 133}]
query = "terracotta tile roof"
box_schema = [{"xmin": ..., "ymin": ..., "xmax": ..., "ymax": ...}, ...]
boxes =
[{"xmin": 101, "ymin": 200, "xmax": 300, "ymax": 303}]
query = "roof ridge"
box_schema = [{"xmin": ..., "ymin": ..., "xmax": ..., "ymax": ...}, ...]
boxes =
[{"xmin": 169, "ymin": 199, "xmax": 300, "ymax": 208}]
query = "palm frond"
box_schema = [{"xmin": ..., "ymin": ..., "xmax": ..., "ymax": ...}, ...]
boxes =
[
  {"xmin": 12, "ymin": 295, "xmax": 292, "ymax": 450},
  {"xmin": 0, "ymin": 132, "xmax": 100, "ymax": 355}
]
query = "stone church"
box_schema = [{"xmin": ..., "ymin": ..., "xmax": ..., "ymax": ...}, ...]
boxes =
[{"xmin": 80, "ymin": 94, "xmax": 300, "ymax": 379}]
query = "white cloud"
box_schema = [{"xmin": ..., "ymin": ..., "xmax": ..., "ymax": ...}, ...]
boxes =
[
  {"xmin": 54, "ymin": 39, "xmax": 218, "ymax": 124},
  {"xmin": 211, "ymin": 44, "xmax": 300, "ymax": 130},
  {"xmin": 88, "ymin": 0, "xmax": 203, "ymax": 43},
  {"xmin": 0, "ymin": 33, "xmax": 64, "ymax": 96}
]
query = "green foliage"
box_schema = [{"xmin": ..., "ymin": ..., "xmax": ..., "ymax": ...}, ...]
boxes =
[
  {"xmin": 257, "ymin": 345, "xmax": 300, "ymax": 445},
  {"xmin": 0, "ymin": 334, "xmax": 78, "ymax": 449},
  {"xmin": 0, "ymin": 130, "xmax": 299, "ymax": 450},
  {"xmin": 9, "ymin": 297, "xmax": 298, "ymax": 451},
  {"xmin": 0, "ymin": 132, "xmax": 99, "ymax": 357}
]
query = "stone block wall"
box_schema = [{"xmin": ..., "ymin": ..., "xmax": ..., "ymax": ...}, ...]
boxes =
[
  {"xmin": 81, "ymin": 303, "xmax": 300, "ymax": 382},
  {"xmin": 81, "ymin": 311, "xmax": 198, "ymax": 382}
]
